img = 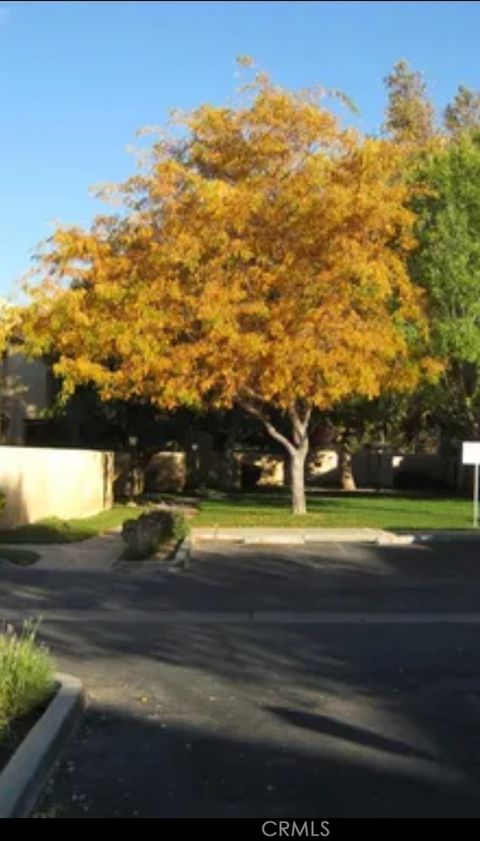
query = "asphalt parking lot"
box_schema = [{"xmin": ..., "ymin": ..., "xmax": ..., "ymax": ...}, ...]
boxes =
[{"xmin": 3, "ymin": 539, "xmax": 480, "ymax": 818}]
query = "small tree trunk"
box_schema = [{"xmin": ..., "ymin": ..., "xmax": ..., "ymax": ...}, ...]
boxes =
[
  {"xmin": 290, "ymin": 442, "xmax": 308, "ymax": 515},
  {"xmin": 222, "ymin": 407, "xmax": 240, "ymax": 490},
  {"xmin": 338, "ymin": 438, "xmax": 356, "ymax": 490}
]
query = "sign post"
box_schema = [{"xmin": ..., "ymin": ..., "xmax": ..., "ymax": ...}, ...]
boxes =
[
  {"xmin": 462, "ymin": 442, "xmax": 480, "ymax": 528},
  {"xmin": 475, "ymin": 464, "xmax": 479, "ymax": 529}
]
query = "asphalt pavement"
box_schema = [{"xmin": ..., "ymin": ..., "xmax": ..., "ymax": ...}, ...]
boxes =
[{"xmin": 2, "ymin": 539, "xmax": 480, "ymax": 818}]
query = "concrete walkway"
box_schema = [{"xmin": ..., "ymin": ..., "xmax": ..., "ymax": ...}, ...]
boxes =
[{"xmin": 0, "ymin": 533, "xmax": 123, "ymax": 572}]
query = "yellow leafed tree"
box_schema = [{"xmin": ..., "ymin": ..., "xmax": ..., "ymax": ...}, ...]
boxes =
[
  {"xmin": 0, "ymin": 299, "xmax": 18, "ymax": 356},
  {"xmin": 22, "ymin": 68, "xmax": 431, "ymax": 513}
]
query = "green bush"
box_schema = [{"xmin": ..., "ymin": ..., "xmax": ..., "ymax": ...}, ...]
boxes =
[
  {"xmin": 0, "ymin": 621, "xmax": 55, "ymax": 737},
  {"xmin": 0, "ymin": 491, "xmax": 5, "ymax": 511},
  {"xmin": 122, "ymin": 508, "xmax": 190, "ymax": 560},
  {"xmin": 170, "ymin": 511, "xmax": 190, "ymax": 543}
]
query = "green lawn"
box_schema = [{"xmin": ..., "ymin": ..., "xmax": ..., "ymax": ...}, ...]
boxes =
[
  {"xmin": 0, "ymin": 494, "xmax": 473, "ymax": 544},
  {"xmin": 0, "ymin": 504, "xmax": 149, "ymax": 545},
  {"xmin": 191, "ymin": 491, "xmax": 475, "ymax": 530}
]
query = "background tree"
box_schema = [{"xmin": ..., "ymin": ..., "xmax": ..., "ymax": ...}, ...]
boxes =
[
  {"xmin": 0, "ymin": 299, "xmax": 18, "ymax": 356},
  {"xmin": 409, "ymin": 132, "xmax": 480, "ymax": 440},
  {"xmin": 444, "ymin": 85, "xmax": 480, "ymax": 137},
  {"xmin": 324, "ymin": 58, "xmax": 440, "ymax": 488},
  {"xmin": 383, "ymin": 59, "xmax": 436, "ymax": 145},
  {"xmin": 314, "ymin": 392, "xmax": 416, "ymax": 490},
  {"xmin": 0, "ymin": 300, "xmax": 27, "ymax": 442},
  {"xmin": 22, "ymin": 68, "xmax": 431, "ymax": 514}
]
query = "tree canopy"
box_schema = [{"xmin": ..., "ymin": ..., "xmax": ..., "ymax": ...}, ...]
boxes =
[
  {"xmin": 444, "ymin": 85, "xmax": 480, "ymax": 137},
  {"xmin": 409, "ymin": 132, "xmax": 480, "ymax": 438},
  {"xmin": 22, "ymin": 68, "xmax": 433, "ymax": 512},
  {"xmin": 383, "ymin": 59, "xmax": 436, "ymax": 145}
]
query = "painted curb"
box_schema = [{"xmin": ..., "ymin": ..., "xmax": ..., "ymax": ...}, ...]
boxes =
[
  {"xmin": 170, "ymin": 536, "xmax": 192, "ymax": 567},
  {"xmin": 0, "ymin": 672, "xmax": 84, "ymax": 819}
]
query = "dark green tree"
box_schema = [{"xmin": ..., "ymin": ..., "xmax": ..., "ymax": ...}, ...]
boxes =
[{"xmin": 410, "ymin": 132, "xmax": 480, "ymax": 439}]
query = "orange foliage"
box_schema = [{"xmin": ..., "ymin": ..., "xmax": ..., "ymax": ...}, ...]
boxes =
[{"xmin": 23, "ymin": 72, "xmax": 428, "ymax": 424}]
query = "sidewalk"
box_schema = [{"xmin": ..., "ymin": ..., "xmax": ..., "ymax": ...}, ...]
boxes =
[
  {"xmin": 0, "ymin": 533, "xmax": 122, "ymax": 571},
  {"xmin": 191, "ymin": 526, "xmax": 480, "ymax": 545}
]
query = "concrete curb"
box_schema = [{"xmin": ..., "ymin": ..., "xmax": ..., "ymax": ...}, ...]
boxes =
[
  {"xmin": 0, "ymin": 672, "xmax": 84, "ymax": 819},
  {"xmin": 191, "ymin": 527, "xmax": 480, "ymax": 547},
  {"xmin": 191, "ymin": 528, "xmax": 380, "ymax": 545}
]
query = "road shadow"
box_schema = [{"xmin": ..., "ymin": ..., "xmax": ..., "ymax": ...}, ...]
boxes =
[
  {"xmin": 4, "ymin": 540, "xmax": 480, "ymax": 618},
  {"xmin": 35, "ymin": 701, "xmax": 480, "ymax": 819}
]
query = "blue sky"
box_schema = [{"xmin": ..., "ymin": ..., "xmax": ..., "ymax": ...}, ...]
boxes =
[{"xmin": 1, "ymin": 0, "xmax": 479, "ymax": 296}]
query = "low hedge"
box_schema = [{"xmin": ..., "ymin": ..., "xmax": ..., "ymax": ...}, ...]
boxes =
[{"xmin": 0, "ymin": 621, "xmax": 55, "ymax": 738}]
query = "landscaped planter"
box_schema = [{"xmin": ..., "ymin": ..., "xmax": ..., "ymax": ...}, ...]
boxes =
[
  {"xmin": 0, "ymin": 673, "xmax": 84, "ymax": 819},
  {"xmin": 120, "ymin": 508, "xmax": 191, "ymax": 562},
  {"xmin": 115, "ymin": 534, "xmax": 192, "ymax": 571}
]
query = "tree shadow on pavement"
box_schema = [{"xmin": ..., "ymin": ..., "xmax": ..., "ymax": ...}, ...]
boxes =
[{"xmin": 35, "ymin": 702, "xmax": 480, "ymax": 819}]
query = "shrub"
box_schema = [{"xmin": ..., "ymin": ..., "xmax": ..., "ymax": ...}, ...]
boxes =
[
  {"xmin": 0, "ymin": 621, "xmax": 55, "ymax": 737},
  {"xmin": 171, "ymin": 511, "xmax": 190, "ymax": 543},
  {"xmin": 122, "ymin": 509, "xmax": 190, "ymax": 560}
]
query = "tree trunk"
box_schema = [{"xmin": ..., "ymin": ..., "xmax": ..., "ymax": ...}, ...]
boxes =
[
  {"xmin": 237, "ymin": 398, "xmax": 311, "ymax": 515},
  {"xmin": 222, "ymin": 407, "xmax": 241, "ymax": 490},
  {"xmin": 290, "ymin": 443, "xmax": 308, "ymax": 515},
  {"xmin": 338, "ymin": 438, "xmax": 356, "ymax": 490}
]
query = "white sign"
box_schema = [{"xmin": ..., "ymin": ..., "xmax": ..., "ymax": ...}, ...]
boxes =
[
  {"xmin": 462, "ymin": 441, "xmax": 480, "ymax": 465},
  {"xmin": 462, "ymin": 442, "xmax": 480, "ymax": 528}
]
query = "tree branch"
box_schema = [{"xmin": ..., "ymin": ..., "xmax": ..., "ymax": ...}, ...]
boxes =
[
  {"xmin": 288, "ymin": 400, "xmax": 312, "ymax": 446},
  {"xmin": 237, "ymin": 398, "xmax": 296, "ymax": 457}
]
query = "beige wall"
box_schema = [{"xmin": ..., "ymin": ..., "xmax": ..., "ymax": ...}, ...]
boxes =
[
  {"xmin": 307, "ymin": 448, "xmax": 339, "ymax": 483},
  {"xmin": 235, "ymin": 452, "xmax": 285, "ymax": 487},
  {"xmin": 0, "ymin": 446, "xmax": 114, "ymax": 528}
]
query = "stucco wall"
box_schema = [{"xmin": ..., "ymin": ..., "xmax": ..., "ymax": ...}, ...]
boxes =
[
  {"xmin": 307, "ymin": 448, "xmax": 339, "ymax": 484},
  {"xmin": 0, "ymin": 446, "xmax": 114, "ymax": 528},
  {"xmin": 307, "ymin": 447, "xmax": 394, "ymax": 488},
  {"xmin": 235, "ymin": 452, "xmax": 285, "ymax": 487}
]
